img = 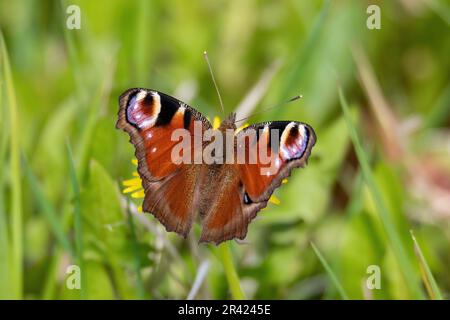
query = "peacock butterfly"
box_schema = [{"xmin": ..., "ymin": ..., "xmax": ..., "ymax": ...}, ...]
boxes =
[{"xmin": 116, "ymin": 88, "xmax": 316, "ymax": 244}]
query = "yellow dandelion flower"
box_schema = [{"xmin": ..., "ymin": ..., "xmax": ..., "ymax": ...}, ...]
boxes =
[
  {"xmin": 235, "ymin": 123, "xmax": 249, "ymax": 133},
  {"xmin": 213, "ymin": 116, "xmax": 221, "ymax": 130},
  {"xmin": 122, "ymin": 159, "xmax": 145, "ymax": 213},
  {"xmin": 269, "ymin": 195, "xmax": 280, "ymax": 205},
  {"xmin": 131, "ymin": 190, "xmax": 145, "ymax": 199}
]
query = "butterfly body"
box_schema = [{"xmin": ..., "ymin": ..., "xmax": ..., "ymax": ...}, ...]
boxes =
[{"xmin": 117, "ymin": 88, "xmax": 316, "ymax": 244}]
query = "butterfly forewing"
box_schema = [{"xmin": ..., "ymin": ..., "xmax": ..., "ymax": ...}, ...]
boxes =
[
  {"xmin": 116, "ymin": 88, "xmax": 211, "ymax": 237},
  {"xmin": 238, "ymin": 121, "xmax": 316, "ymax": 202}
]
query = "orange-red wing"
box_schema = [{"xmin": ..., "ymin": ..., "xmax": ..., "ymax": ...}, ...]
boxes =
[
  {"xmin": 237, "ymin": 121, "xmax": 316, "ymax": 203},
  {"xmin": 200, "ymin": 122, "xmax": 316, "ymax": 244},
  {"xmin": 199, "ymin": 165, "xmax": 248, "ymax": 244},
  {"xmin": 142, "ymin": 165, "xmax": 201, "ymax": 237},
  {"xmin": 117, "ymin": 88, "xmax": 211, "ymax": 236},
  {"xmin": 117, "ymin": 88, "xmax": 211, "ymax": 181}
]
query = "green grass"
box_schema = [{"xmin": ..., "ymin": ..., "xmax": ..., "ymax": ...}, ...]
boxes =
[
  {"xmin": 424, "ymin": 83, "xmax": 450, "ymax": 129},
  {"xmin": 1, "ymin": 31, "xmax": 23, "ymax": 300},
  {"xmin": 0, "ymin": 49, "xmax": 11, "ymax": 300},
  {"xmin": 23, "ymin": 157, "xmax": 74, "ymax": 256},
  {"xmin": 126, "ymin": 200, "xmax": 146, "ymax": 299},
  {"xmin": 410, "ymin": 230, "xmax": 443, "ymax": 300},
  {"xmin": 339, "ymin": 89, "xmax": 425, "ymax": 299},
  {"xmin": 217, "ymin": 243, "xmax": 245, "ymax": 300},
  {"xmin": 67, "ymin": 143, "xmax": 86, "ymax": 299},
  {"xmin": 275, "ymin": 0, "xmax": 331, "ymax": 103},
  {"xmin": 311, "ymin": 242, "xmax": 349, "ymax": 300}
]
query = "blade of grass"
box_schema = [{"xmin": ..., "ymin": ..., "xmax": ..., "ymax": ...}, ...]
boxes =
[
  {"xmin": 41, "ymin": 247, "xmax": 61, "ymax": 299},
  {"xmin": 0, "ymin": 78, "xmax": 6, "ymax": 167},
  {"xmin": 1, "ymin": 31, "xmax": 23, "ymax": 299},
  {"xmin": 410, "ymin": 230, "xmax": 443, "ymax": 300},
  {"xmin": 345, "ymin": 171, "xmax": 364, "ymax": 219},
  {"xmin": 218, "ymin": 243, "xmax": 245, "ymax": 300},
  {"xmin": 23, "ymin": 157, "xmax": 74, "ymax": 256},
  {"xmin": 352, "ymin": 46, "xmax": 403, "ymax": 161},
  {"xmin": 67, "ymin": 142, "xmax": 86, "ymax": 299},
  {"xmin": 126, "ymin": 200, "xmax": 146, "ymax": 299},
  {"xmin": 311, "ymin": 242, "xmax": 349, "ymax": 300},
  {"xmin": 339, "ymin": 88, "xmax": 425, "ymax": 299},
  {"xmin": 0, "ymin": 74, "xmax": 12, "ymax": 299}
]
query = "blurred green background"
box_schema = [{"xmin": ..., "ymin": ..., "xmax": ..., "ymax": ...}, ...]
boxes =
[{"xmin": 1, "ymin": 0, "xmax": 449, "ymax": 300}]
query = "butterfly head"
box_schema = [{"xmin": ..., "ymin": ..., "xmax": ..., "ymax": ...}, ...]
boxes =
[{"xmin": 218, "ymin": 112, "xmax": 237, "ymax": 131}]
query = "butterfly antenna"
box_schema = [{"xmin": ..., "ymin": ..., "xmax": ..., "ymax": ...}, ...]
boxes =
[
  {"xmin": 203, "ymin": 51, "xmax": 225, "ymax": 115},
  {"xmin": 235, "ymin": 95, "xmax": 303, "ymax": 123}
]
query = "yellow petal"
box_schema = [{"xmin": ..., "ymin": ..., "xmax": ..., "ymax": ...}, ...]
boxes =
[
  {"xmin": 123, "ymin": 184, "xmax": 143, "ymax": 194},
  {"xmin": 132, "ymin": 171, "xmax": 140, "ymax": 177},
  {"xmin": 282, "ymin": 179, "xmax": 288, "ymax": 184},
  {"xmin": 122, "ymin": 178, "xmax": 142, "ymax": 187},
  {"xmin": 235, "ymin": 123, "xmax": 249, "ymax": 134},
  {"xmin": 138, "ymin": 205, "xmax": 143, "ymax": 213},
  {"xmin": 131, "ymin": 190, "xmax": 146, "ymax": 199},
  {"xmin": 132, "ymin": 159, "xmax": 138, "ymax": 166},
  {"xmin": 213, "ymin": 116, "xmax": 221, "ymax": 129},
  {"xmin": 269, "ymin": 195, "xmax": 280, "ymax": 205}
]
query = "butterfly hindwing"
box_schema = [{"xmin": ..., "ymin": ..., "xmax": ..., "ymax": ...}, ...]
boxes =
[
  {"xmin": 142, "ymin": 165, "xmax": 201, "ymax": 236},
  {"xmin": 199, "ymin": 164, "xmax": 248, "ymax": 243}
]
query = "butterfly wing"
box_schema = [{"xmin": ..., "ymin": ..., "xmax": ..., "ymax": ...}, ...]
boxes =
[
  {"xmin": 199, "ymin": 121, "xmax": 316, "ymax": 244},
  {"xmin": 198, "ymin": 164, "xmax": 249, "ymax": 244},
  {"xmin": 238, "ymin": 121, "xmax": 316, "ymax": 202},
  {"xmin": 117, "ymin": 88, "xmax": 211, "ymax": 237}
]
